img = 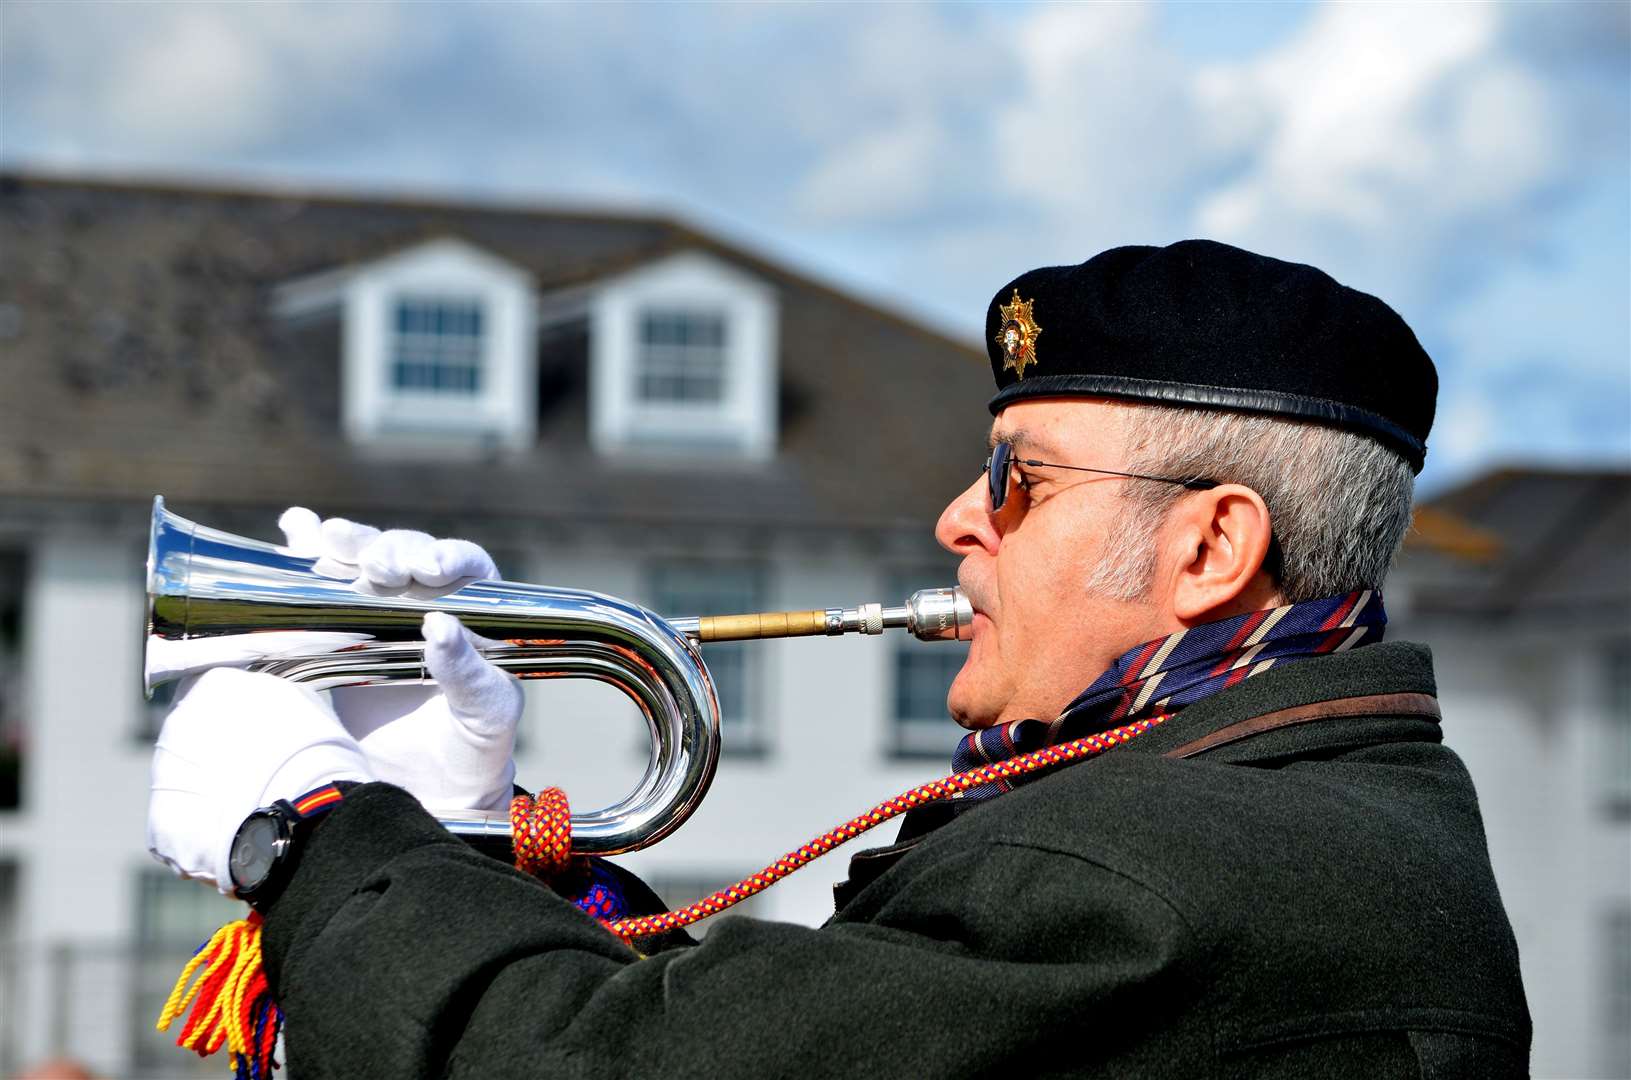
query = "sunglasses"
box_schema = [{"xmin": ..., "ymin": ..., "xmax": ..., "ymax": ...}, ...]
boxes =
[{"xmin": 982, "ymin": 440, "xmax": 1219, "ymax": 513}]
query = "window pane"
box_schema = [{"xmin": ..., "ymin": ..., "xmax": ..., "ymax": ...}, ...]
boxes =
[
  {"xmin": 1606, "ymin": 906, "xmax": 1631, "ymax": 1079},
  {"xmin": 895, "ymin": 650, "xmax": 964, "ymax": 723},
  {"xmin": 649, "ymin": 561, "xmax": 765, "ymax": 753},
  {"xmin": 136, "ymin": 680, "xmax": 177, "ymax": 742},
  {"xmin": 135, "ymin": 868, "xmax": 241, "ymax": 947},
  {"xmin": 0, "ymin": 548, "xmax": 24, "ymax": 810},
  {"xmin": 390, "ymin": 298, "xmax": 485, "ymax": 398},
  {"xmin": 131, "ymin": 869, "xmax": 245, "ymax": 1072},
  {"xmin": 636, "ymin": 310, "xmax": 727, "ymax": 405},
  {"xmin": 888, "ymin": 566, "xmax": 966, "ymax": 758},
  {"xmin": 1601, "ymin": 640, "xmax": 1631, "ymax": 819}
]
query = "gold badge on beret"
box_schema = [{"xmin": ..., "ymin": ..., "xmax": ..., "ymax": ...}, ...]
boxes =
[{"xmin": 996, "ymin": 289, "xmax": 1041, "ymax": 378}]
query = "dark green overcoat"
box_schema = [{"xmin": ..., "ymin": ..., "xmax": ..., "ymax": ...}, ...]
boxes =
[{"xmin": 262, "ymin": 641, "xmax": 1531, "ymax": 1078}]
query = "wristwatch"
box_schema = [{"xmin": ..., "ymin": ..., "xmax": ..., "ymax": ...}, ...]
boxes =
[{"xmin": 229, "ymin": 782, "xmax": 357, "ymax": 911}]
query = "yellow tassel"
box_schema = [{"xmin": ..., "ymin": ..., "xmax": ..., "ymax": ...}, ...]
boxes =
[{"xmin": 157, "ymin": 913, "xmax": 283, "ymax": 1078}]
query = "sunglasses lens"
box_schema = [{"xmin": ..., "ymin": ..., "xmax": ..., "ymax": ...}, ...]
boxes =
[{"xmin": 986, "ymin": 442, "xmax": 1010, "ymax": 512}]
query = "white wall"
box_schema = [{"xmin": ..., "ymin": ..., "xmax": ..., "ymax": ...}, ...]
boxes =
[
  {"xmin": 0, "ymin": 525, "xmax": 957, "ymax": 1075},
  {"xmin": 4, "ymin": 531, "xmax": 151, "ymax": 1074},
  {"xmin": 1412, "ymin": 630, "xmax": 1630, "ymax": 1080},
  {"xmin": 8, "ymin": 531, "xmax": 1624, "ymax": 1077}
]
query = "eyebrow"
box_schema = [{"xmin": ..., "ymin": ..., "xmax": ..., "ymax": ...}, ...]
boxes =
[{"xmin": 987, "ymin": 427, "xmax": 1062, "ymax": 460}]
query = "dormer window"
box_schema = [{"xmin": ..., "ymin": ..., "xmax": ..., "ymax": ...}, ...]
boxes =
[
  {"xmin": 391, "ymin": 298, "xmax": 485, "ymax": 395},
  {"xmin": 275, "ymin": 238, "xmax": 536, "ymax": 450},
  {"xmin": 588, "ymin": 251, "xmax": 778, "ymax": 460},
  {"xmin": 637, "ymin": 310, "xmax": 726, "ymax": 404}
]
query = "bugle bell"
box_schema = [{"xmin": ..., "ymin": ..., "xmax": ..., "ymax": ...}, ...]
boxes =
[{"xmin": 144, "ymin": 497, "xmax": 971, "ymax": 855}]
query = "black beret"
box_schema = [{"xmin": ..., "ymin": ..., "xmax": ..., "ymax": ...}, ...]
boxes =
[{"xmin": 986, "ymin": 239, "xmax": 1437, "ymax": 472}]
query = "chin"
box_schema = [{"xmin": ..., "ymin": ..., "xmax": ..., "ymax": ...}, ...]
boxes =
[{"xmin": 946, "ymin": 676, "xmax": 1002, "ymax": 732}]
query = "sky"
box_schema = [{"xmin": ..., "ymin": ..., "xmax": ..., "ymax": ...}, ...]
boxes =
[{"xmin": 2, "ymin": 0, "xmax": 1627, "ymax": 492}]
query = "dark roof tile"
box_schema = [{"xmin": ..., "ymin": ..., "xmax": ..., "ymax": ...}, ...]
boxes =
[{"xmin": 0, "ymin": 173, "xmax": 991, "ymax": 537}]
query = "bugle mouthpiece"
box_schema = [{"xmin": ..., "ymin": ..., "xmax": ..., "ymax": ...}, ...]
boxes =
[{"xmin": 671, "ymin": 586, "xmax": 971, "ymax": 644}]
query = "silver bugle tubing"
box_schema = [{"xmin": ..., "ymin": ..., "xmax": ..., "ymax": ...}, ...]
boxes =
[
  {"xmin": 667, "ymin": 588, "xmax": 973, "ymax": 643},
  {"xmin": 144, "ymin": 496, "xmax": 968, "ymax": 857}
]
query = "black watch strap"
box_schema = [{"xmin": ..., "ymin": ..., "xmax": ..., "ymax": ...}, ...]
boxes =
[{"xmin": 237, "ymin": 781, "xmax": 361, "ymax": 912}]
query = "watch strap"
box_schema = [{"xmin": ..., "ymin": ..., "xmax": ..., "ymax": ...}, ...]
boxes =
[
  {"xmin": 282, "ymin": 780, "xmax": 359, "ymax": 820},
  {"xmin": 238, "ymin": 780, "xmax": 361, "ymax": 911}
]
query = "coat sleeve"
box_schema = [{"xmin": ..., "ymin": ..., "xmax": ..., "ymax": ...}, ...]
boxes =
[{"xmin": 262, "ymin": 783, "xmax": 1200, "ymax": 1080}]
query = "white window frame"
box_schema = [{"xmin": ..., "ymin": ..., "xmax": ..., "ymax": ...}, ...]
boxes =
[
  {"xmin": 590, "ymin": 251, "xmax": 778, "ymax": 459},
  {"xmin": 276, "ymin": 238, "xmax": 537, "ymax": 449}
]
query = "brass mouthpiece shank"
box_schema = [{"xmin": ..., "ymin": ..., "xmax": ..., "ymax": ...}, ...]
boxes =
[
  {"xmin": 669, "ymin": 587, "xmax": 972, "ymax": 645},
  {"xmin": 689, "ymin": 610, "xmax": 828, "ymax": 642}
]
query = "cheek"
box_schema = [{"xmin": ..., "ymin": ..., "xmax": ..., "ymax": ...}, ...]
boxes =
[{"xmin": 999, "ymin": 525, "xmax": 1099, "ymax": 642}]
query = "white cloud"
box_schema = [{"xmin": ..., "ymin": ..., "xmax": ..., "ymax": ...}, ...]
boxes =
[
  {"xmin": 2, "ymin": 2, "xmax": 420, "ymax": 156},
  {"xmin": 1203, "ymin": 4, "xmax": 1500, "ymax": 225},
  {"xmin": 0, "ymin": 0, "xmax": 1624, "ymax": 468},
  {"xmin": 796, "ymin": 117, "xmax": 951, "ymax": 223},
  {"xmin": 1188, "ymin": 2, "xmax": 1582, "ymax": 311}
]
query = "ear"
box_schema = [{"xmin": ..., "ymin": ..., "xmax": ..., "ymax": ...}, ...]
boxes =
[{"xmin": 1165, "ymin": 485, "xmax": 1278, "ymax": 623}]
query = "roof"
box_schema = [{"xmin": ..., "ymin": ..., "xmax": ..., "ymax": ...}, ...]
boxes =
[
  {"xmin": 0, "ymin": 172, "xmax": 991, "ymax": 540},
  {"xmin": 1400, "ymin": 466, "xmax": 1631, "ymax": 625}
]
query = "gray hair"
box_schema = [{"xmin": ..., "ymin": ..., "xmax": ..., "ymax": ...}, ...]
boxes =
[{"xmin": 1084, "ymin": 405, "xmax": 1416, "ymax": 604}]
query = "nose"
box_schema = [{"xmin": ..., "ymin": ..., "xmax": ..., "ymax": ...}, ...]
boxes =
[{"xmin": 936, "ymin": 474, "xmax": 1000, "ymax": 557}]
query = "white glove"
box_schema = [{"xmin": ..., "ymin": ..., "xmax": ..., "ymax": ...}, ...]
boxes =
[
  {"xmin": 278, "ymin": 508, "xmax": 524, "ymax": 814},
  {"xmin": 277, "ymin": 507, "xmax": 498, "ymax": 594},
  {"xmin": 148, "ymin": 668, "xmax": 372, "ymax": 894},
  {"xmin": 332, "ymin": 612, "xmax": 520, "ymax": 813}
]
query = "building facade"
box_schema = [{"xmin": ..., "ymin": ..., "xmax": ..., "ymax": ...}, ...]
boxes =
[
  {"xmin": 0, "ymin": 174, "xmax": 989, "ymax": 1076},
  {"xmin": 0, "ymin": 175, "xmax": 1626, "ymax": 1077},
  {"xmin": 1390, "ymin": 469, "xmax": 1631, "ymax": 1079}
]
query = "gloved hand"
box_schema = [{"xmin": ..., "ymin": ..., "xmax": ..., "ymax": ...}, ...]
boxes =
[
  {"xmin": 148, "ymin": 668, "xmax": 372, "ymax": 894},
  {"xmin": 277, "ymin": 507, "xmax": 498, "ymax": 596},
  {"xmin": 278, "ymin": 508, "xmax": 524, "ymax": 814}
]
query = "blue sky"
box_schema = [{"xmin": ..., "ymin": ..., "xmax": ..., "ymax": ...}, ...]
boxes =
[{"xmin": 2, "ymin": 0, "xmax": 1626, "ymax": 491}]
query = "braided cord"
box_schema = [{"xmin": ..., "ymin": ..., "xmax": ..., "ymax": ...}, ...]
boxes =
[
  {"xmin": 510, "ymin": 786, "xmax": 574, "ymax": 879},
  {"xmin": 599, "ymin": 715, "xmax": 1165, "ymax": 940}
]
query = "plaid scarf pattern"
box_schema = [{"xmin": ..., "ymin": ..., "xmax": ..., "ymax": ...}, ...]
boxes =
[{"xmin": 949, "ymin": 589, "xmax": 1386, "ymax": 806}]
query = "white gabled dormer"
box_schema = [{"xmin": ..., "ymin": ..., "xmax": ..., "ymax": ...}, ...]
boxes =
[
  {"xmin": 276, "ymin": 238, "xmax": 537, "ymax": 449},
  {"xmin": 587, "ymin": 250, "xmax": 778, "ymax": 460}
]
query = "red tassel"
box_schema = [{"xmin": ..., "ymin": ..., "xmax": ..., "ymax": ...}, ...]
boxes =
[{"xmin": 157, "ymin": 911, "xmax": 283, "ymax": 1078}]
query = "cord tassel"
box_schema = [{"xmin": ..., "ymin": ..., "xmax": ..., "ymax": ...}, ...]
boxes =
[{"xmin": 157, "ymin": 911, "xmax": 282, "ymax": 1078}]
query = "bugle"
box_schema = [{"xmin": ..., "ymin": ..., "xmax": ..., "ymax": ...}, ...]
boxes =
[{"xmin": 144, "ymin": 497, "xmax": 971, "ymax": 855}]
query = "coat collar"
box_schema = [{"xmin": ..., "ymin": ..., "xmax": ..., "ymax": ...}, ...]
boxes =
[
  {"xmin": 1099, "ymin": 639, "xmax": 1439, "ymax": 764},
  {"xmin": 836, "ymin": 641, "xmax": 1440, "ymax": 912}
]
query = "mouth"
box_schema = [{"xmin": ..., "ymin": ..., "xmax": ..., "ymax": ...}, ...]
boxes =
[
  {"xmin": 956, "ymin": 571, "xmax": 993, "ymax": 637},
  {"xmin": 957, "ymin": 566, "xmax": 988, "ymax": 610}
]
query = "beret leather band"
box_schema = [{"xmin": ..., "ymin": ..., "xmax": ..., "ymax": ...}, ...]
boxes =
[{"xmin": 988, "ymin": 372, "xmax": 1428, "ymax": 472}]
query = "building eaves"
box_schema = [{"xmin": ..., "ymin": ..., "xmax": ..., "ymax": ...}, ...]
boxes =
[
  {"xmin": 1401, "ymin": 466, "xmax": 1631, "ymax": 625},
  {"xmin": 0, "ymin": 169, "xmax": 985, "ymax": 364}
]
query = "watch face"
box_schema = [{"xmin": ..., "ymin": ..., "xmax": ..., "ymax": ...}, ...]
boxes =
[{"xmin": 231, "ymin": 814, "xmax": 283, "ymax": 891}]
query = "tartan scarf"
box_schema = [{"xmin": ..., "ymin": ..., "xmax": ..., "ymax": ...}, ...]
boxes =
[{"xmin": 949, "ymin": 589, "xmax": 1386, "ymax": 806}]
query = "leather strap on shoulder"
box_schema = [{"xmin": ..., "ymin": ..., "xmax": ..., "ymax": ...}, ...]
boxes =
[{"xmin": 1163, "ymin": 692, "xmax": 1441, "ymax": 760}]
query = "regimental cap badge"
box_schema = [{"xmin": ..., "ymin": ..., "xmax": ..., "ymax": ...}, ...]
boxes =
[{"xmin": 996, "ymin": 289, "xmax": 1041, "ymax": 379}]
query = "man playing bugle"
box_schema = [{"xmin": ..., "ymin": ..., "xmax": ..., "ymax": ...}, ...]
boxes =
[{"xmin": 148, "ymin": 241, "xmax": 1530, "ymax": 1077}]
